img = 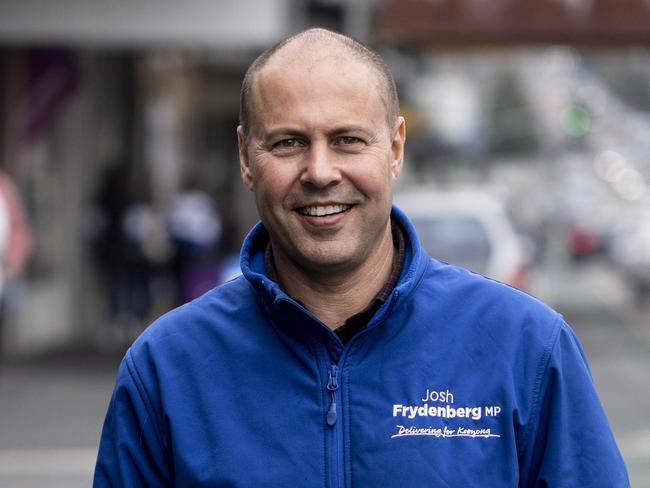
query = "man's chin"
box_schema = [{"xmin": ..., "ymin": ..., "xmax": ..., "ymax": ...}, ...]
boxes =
[{"xmin": 293, "ymin": 246, "xmax": 360, "ymax": 275}]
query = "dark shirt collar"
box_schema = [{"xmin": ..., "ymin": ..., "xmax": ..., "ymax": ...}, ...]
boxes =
[{"xmin": 264, "ymin": 219, "xmax": 407, "ymax": 343}]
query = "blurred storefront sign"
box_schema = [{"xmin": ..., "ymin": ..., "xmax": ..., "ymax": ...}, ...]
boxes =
[
  {"xmin": 0, "ymin": 0, "xmax": 289, "ymax": 48},
  {"xmin": 374, "ymin": 0, "xmax": 650, "ymax": 45}
]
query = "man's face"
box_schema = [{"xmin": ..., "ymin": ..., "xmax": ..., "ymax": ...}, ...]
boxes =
[{"xmin": 238, "ymin": 52, "xmax": 405, "ymax": 276}]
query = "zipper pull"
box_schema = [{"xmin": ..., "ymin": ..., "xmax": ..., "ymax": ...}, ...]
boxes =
[{"xmin": 327, "ymin": 365, "xmax": 339, "ymax": 427}]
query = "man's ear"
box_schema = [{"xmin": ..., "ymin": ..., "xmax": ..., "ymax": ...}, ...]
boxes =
[
  {"xmin": 390, "ymin": 116, "xmax": 406, "ymax": 179},
  {"xmin": 237, "ymin": 126, "xmax": 254, "ymax": 192}
]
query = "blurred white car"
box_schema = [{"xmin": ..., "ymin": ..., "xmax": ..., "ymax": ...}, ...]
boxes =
[
  {"xmin": 610, "ymin": 206, "xmax": 650, "ymax": 302},
  {"xmin": 394, "ymin": 186, "xmax": 531, "ymax": 290}
]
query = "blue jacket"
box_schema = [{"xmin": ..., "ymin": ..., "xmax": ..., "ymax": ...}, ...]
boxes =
[{"xmin": 94, "ymin": 206, "xmax": 629, "ymax": 487}]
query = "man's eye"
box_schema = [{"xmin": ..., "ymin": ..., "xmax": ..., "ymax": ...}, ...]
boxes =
[
  {"xmin": 274, "ymin": 138, "xmax": 301, "ymax": 148},
  {"xmin": 339, "ymin": 136, "xmax": 361, "ymax": 145}
]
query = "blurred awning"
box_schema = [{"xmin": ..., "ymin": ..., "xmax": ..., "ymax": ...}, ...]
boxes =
[
  {"xmin": 0, "ymin": 0, "xmax": 289, "ymax": 48},
  {"xmin": 373, "ymin": 0, "xmax": 650, "ymax": 46}
]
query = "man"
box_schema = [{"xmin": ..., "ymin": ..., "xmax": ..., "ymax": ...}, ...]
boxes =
[{"xmin": 94, "ymin": 28, "xmax": 629, "ymax": 486}]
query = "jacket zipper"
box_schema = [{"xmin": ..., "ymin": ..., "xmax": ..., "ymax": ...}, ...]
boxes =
[
  {"xmin": 321, "ymin": 294, "xmax": 401, "ymax": 488},
  {"xmin": 327, "ymin": 364, "xmax": 344, "ymax": 488},
  {"xmin": 273, "ymin": 293, "xmax": 401, "ymax": 487}
]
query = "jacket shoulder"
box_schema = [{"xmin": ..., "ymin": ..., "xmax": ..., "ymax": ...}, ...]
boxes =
[
  {"xmin": 128, "ymin": 275, "xmax": 259, "ymax": 360},
  {"xmin": 415, "ymin": 257, "xmax": 564, "ymax": 350}
]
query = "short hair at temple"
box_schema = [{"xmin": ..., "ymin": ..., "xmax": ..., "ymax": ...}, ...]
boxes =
[{"xmin": 239, "ymin": 27, "xmax": 400, "ymax": 138}]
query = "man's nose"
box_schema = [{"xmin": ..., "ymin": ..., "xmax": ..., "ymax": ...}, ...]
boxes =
[{"xmin": 299, "ymin": 142, "xmax": 342, "ymax": 188}]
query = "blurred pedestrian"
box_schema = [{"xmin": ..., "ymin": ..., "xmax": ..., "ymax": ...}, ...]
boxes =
[
  {"xmin": 91, "ymin": 162, "xmax": 166, "ymax": 345},
  {"xmin": 95, "ymin": 28, "xmax": 629, "ymax": 486},
  {"xmin": 166, "ymin": 178, "xmax": 222, "ymax": 305},
  {"xmin": 0, "ymin": 170, "xmax": 33, "ymax": 364}
]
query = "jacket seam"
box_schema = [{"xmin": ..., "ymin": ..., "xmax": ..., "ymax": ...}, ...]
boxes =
[
  {"xmin": 305, "ymin": 329, "xmax": 329, "ymax": 488},
  {"xmin": 125, "ymin": 350, "xmax": 168, "ymax": 452},
  {"xmin": 321, "ymin": 338, "xmax": 338, "ymax": 488},
  {"xmin": 344, "ymin": 361, "xmax": 353, "ymax": 488},
  {"xmin": 343, "ymin": 258, "xmax": 430, "ymax": 487},
  {"xmin": 260, "ymin": 296, "xmax": 333, "ymax": 488},
  {"xmin": 287, "ymin": 313, "xmax": 329, "ymax": 488},
  {"xmin": 518, "ymin": 314, "xmax": 564, "ymax": 458},
  {"xmin": 342, "ymin": 309, "xmax": 388, "ymax": 488}
]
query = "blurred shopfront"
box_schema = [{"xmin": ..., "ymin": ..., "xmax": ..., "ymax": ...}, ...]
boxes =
[{"xmin": 0, "ymin": 0, "xmax": 375, "ymax": 356}]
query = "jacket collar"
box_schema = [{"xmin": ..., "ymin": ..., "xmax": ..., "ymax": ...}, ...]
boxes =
[{"xmin": 240, "ymin": 205, "xmax": 426, "ymax": 317}]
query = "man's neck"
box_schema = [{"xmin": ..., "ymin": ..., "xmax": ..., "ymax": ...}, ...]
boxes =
[{"xmin": 271, "ymin": 225, "xmax": 395, "ymax": 329}]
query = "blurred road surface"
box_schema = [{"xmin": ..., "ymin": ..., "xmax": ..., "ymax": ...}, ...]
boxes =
[
  {"xmin": 0, "ymin": 350, "xmax": 119, "ymax": 487},
  {"xmin": 0, "ymin": 260, "xmax": 648, "ymax": 487}
]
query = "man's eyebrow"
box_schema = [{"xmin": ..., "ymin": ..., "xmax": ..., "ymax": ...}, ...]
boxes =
[
  {"xmin": 328, "ymin": 125, "xmax": 374, "ymax": 137},
  {"xmin": 261, "ymin": 128, "xmax": 306, "ymax": 140},
  {"xmin": 261, "ymin": 125, "xmax": 374, "ymax": 140}
]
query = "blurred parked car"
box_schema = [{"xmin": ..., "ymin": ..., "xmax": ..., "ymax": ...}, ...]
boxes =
[
  {"xmin": 611, "ymin": 206, "xmax": 650, "ymax": 303},
  {"xmin": 394, "ymin": 186, "xmax": 531, "ymax": 290},
  {"xmin": 552, "ymin": 154, "xmax": 618, "ymax": 262},
  {"xmin": 568, "ymin": 223, "xmax": 613, "ymax": 261}
]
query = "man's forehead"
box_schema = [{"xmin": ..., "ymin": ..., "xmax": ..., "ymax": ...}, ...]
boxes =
[
  {"xmin": 252, "ymin": 44, "xmax": 378, "ymax": 106},
  {"xmin": 250, "ymin": 60, "xmax": 381, "ymax": 124},
  {"xmin": 260, "ymin": 40, "xmax": 368, "ymax": 80},
  {"xmin": 244, "ymin": 36, "xmax": 391, "ymax": 133}
]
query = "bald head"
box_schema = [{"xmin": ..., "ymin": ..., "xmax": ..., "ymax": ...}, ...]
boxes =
[{"xmin": 239, "ymin": 28, "xmax": 399, "ymax": 139}]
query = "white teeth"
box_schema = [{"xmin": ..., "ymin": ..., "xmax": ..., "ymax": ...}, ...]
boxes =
[{"xmin": 299, "ymin": 204, "xmax": 350, "ymax": 216}]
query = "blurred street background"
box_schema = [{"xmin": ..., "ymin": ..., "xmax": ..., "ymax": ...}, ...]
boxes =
[{"xmin": 0, "ymin": 0, "xmax": 649, "ymax": 486}]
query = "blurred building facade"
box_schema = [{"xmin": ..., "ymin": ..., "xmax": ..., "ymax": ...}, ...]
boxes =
[
  {"xmin": 0, "ymin": 0, "xmax": 376, "ymax": 355},
  {"xmin": 1, "ymin": 0, "xmax": 650, "ymax": 355},
  {"xmin": 374, "ymin": 0, "xmax": 650, "ymax": 45}
]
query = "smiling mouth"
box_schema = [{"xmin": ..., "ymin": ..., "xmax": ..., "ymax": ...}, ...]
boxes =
[{"xmin": 296, "ymin": 204, "xmax": 352, "ymax": 217}]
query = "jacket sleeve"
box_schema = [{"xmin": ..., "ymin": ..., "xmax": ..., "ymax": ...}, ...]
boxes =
[
  {"xmin": 94, "ymin": 352, "xmax": 172, "ymax": 487},
  {"xmin": 519, "ymin": 321, "xmax": 630, "ymax": 487}
]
